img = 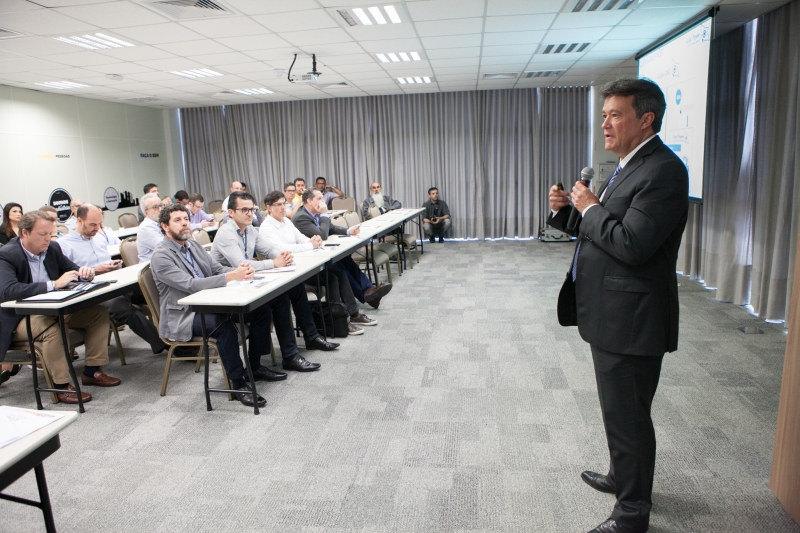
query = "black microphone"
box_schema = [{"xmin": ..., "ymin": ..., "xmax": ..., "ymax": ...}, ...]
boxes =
[{"xmin": 566, "ymin": 167, "xmax": 595, "ymax": 230}]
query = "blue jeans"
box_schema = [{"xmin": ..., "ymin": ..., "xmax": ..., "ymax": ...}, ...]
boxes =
[
  {"xmin": 335, "ymin": 256, "xmax": 374, "ymax": 302},
  {"xmin": 191, "ymin": 293, "xmax": 299, "ymax": 380}
]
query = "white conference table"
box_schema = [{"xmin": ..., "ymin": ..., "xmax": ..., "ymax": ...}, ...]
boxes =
[
  {"xmin": 1, "ymin": 263, "xmax": 147, "ymax": 413},
  {"xmin": 0, "ymin": 410, "xmax": 78, "ymax": 533},
  {"xmin": 116, "ymin": 224, "xmax": 219, "ymax": 240}
]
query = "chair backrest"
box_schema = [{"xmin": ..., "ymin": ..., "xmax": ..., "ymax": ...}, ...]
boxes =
[
  {"xmin": 57, "ymin": 224, "xmax": 69, "ymax": 236},
  {"xmin": 207, "ymin": 200, "xmax": 223, "ymax": 214},
  {"xmin": 344, "ymin": 211, "xmax": 360, "ymax": 228},
  {"xmin": 192, "ymin": 229, "xmax": 211, "ymax": 245},
  {"xmin": 213, "ymin": 211, "xmax": 226, "ymax": 223},
  {"xmin": 119, "ymin": 237, "xmax": 139, "ymax": 267},
  {"xmin": 331, "ymin": 215, "xmax": 347, "ymax": 229},
  {"xmin": 138, "ymin": 265, "xmax": 161, "ymax": 332},
  {"xmin": 331, "ymin": 196, "xmax": 356, "ymax": 212},
  {"xmin": 118, "ymin": 213, "xmax": 139, "ymax": 228},
  {"xmin": 368, "ymin": 206, "xmax": 381, "ymax": 220}
]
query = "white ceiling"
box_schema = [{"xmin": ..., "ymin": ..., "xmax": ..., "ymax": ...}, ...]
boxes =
[{"xmin": 0, "ymin": 0, "xmax": 789, "ymax": 108}]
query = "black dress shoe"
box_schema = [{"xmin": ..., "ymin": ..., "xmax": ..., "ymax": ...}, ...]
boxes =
[
  {"xmin": 245, "ymin": 366, "xmax": 287, "ymax": 382},
  {"xmin": 282, "ymin": 355, "xmax": 320, "ymax": 372},
  {"xmin": 587, "ymin": 519, "xmax": 648, "ymax": 533},
  {"xmin": 581, "ymin": 471, "xmax": 616, "ymax": 494},
  {"xmin": 232, "ymin": 385, "xmax": 267, "ymax": 407},
  {"xmin": 0, "ymin": 370, "xmax": 10, "ymax": 386},
  {"xmin": 306, "ymin": 336, "xmax": 339, "ymax": 351},
  {"xmin": 10, "ymin": 364, "xmax": 22, "ymax": 376}
]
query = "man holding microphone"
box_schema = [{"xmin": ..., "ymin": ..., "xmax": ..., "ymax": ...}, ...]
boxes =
[{"xmin": 547, "ymin": 79, "xmax": 688, "ymax": 533}]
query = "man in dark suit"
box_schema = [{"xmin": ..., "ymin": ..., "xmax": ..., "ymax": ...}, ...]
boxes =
[
  {"xmin": 547, "ymin": 78, "xmax": 689, "ymax": 533},
  {"xmin": 0, "ymin": 210, "xmax": 121, "ymax": 404}
]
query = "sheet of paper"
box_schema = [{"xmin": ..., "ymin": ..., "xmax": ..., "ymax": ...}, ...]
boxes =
[
  {"xmin": 22, "ymin": 291, "xmax": 81, "ymax": 302},
  {"xmin": 0, "ymin": 406, "xmax": 64, "ymax": 448},
  {"xmin": 226, "ymin": 278, "xmax": 274, "ymax": 289},
  {"xmin": 268, "ymin": 265, "xmax": 297, "ymax": 273}
]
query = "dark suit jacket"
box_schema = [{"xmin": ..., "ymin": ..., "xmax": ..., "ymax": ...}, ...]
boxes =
[
  {"xmin": 0, "ymin": 238, "xmax": 80, "ymax": 361},
  {"xmin": 548, "ymin": 136, "xmax": 689, "ymax": 356},
  {"xmin": 292, "ymin": 206, "xmax": 348, "ymax": 241}
]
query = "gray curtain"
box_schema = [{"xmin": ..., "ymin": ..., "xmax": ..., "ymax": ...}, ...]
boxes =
[
  {"xmin": 678, "ymin": 0, "xmax": 800, "ymax": 322},
  {"xmin": 181, "ymin": 87, "xmax": 589, "ymax": 240}
]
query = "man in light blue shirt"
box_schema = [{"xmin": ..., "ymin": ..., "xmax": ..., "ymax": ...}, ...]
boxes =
[
  {"xmin": 187, "ymin": 193, "xmax": 215, "ymax": 230},
  {"xmin": 137, "ymin": 193, "xmax": 164, "ymax": 262},
  {"xmin": 58, "ymin": 204, "xmax": 166, "ymax": 354}
]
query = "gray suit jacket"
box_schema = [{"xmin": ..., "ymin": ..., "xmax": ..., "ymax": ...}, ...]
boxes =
[
  {"xmin": 361, "ymin": 195, "xmax": 402, "ymax": 220},
  {"xmin": 292, "ymin": 206, "xmax": 348, "ymax": 241},
  {"xmin": 150, "ymin": 237, "xmax": 232, "ymax": 342}
]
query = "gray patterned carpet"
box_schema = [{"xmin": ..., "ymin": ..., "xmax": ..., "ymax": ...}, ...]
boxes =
[{"xmin": 1, "ymin": 240, "xmax": 798, "ymax": 533}]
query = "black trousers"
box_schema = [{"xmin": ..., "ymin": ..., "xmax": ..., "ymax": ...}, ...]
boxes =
[
  {"xmin": 590, "ymin": 345, "xmax": 664, "ymax": 530},
  {"xmin": 285, "ymin": 284, "xmax": 321, "ymax": 342}
]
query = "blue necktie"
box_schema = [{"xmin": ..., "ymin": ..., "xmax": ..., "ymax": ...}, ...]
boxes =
[{"xmin": 571, "ymin": 165, "xmax": 622, "ymax": 282}]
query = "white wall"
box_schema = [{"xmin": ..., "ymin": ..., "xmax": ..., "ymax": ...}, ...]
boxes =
[{"xmin": 0, "ymin": 85, "xmax": 182, "ymax": 229}]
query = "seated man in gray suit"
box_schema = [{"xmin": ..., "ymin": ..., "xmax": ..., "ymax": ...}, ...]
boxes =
[
  {"xmin": 361, "ymin": 182, "xmax": 402, "ymax": 220},
  {"xmin": 150, "ymin": 205, "xmax": 316, "ymax": 409}
]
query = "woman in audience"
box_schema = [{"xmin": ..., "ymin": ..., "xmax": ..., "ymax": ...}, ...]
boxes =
[{"xmin": 0, "ymin": 202, "xmax": 22, "ymax": 245}]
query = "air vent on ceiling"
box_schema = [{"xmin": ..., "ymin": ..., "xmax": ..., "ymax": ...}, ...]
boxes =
[
  {"xmin": 483, "ymin": 72, "xmax": 517, "ymax": 80},
  {"xmin": 539, "ymin": 42, "xmax": 592, "ymax": 54},
  {"xmin": 140, "ymin": 0, "xmax": 234, "ymax": 20},
  {"xmin": 325, "ymin": 82, "xmax": 351, "ymax": 89},
  {"xmin": 0, "ymin": 27, "xmax": 24, "ymax": 40},
  {"xmin": 123, "ymin": 97, "xmax": 161, "ymax": 103},
  {"xmin": 525, "ymin": 71, "xmax": 562, "ymax": 78},
  {"xmin": 564, "ymin": 0, "xmax": 635, "ymax": 12}
]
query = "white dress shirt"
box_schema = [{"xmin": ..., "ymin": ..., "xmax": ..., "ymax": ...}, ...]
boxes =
[
  {"xmin": 259, "ymin": 215, "xmax": 314, "ymax": 253},
  {"xmin": 137, "ymin": 216, "xmax": 162, "ymax": 263},
  {"xmin": 56, "ymin": 230, "xmax": 112, "ymax": 267}
]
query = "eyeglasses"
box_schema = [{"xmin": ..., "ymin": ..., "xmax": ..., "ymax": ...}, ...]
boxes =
[
  {"xmin": 234, "ymin": 207, "xmax": 256, "ymax": 214},
  {"xmin": 271, "ymin": 202, "xmax": 287, "ymax": 207}
]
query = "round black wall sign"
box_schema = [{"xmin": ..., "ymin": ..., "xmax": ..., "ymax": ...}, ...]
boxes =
[{"xmin": 48, "ymin": 188, "xmax": 72, "ymax": 222}]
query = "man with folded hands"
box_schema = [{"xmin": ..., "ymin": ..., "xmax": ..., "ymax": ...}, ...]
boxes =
[{"xmin": 0, "ymin": 210, "xmax": 120, "ymax": 404}]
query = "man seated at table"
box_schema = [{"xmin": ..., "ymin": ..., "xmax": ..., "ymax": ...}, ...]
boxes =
[
  {"xmin": 220, "ymin": 181, "xmax": 243, "ymax": 213},
  {"xmin": 187, "ymin": 193, "xmax": 215, "ymax": 230},
  {"xmin": 283, "ymin": 183, "xmax": 297, "ymax": 219},
  {"xmin": 137, "ymin": 183, "xmax": 159, "ymax": 222},
  {"xmin": 294, "ymin": 189, "xmax": 391, "ymax": 316},
  {"xmin": 137, "ymin": 193, "xmax": 165, "ymax": 262},
  {"xmin": 361, "ymin": 182, "xmax": 402, "ymax": 220},
  {"xmin": 212, "ymin": 192, "xmax": 337, "ymax": 354},
  {"xmin": 174, "ymin": 190, "xmax": 189, "ymax": 206},
  {"xmin": 151, "ymin": 205, "xmax": 319, "ymax": 408},
  {"xmin": 64, "ymin": 199, "xmax": 84, "ymax": 231},
  {"xmin": 315, "ymin": 177, "xmax": 344, "ymax": 206},
  {"xmin": 0, "ymin": 211, "xmax": 121, "ymax": 404},
  {"xmin": 40, "ymin": 206, "xmax": 65, "ymax": 238},
  {"xmin": 57, "ymin": 204, "xmax": 167, "ymax": 355},
  {"xmin": 293, "ymin": 178, "xmax": 306, "ymax": 207},
  {"xmin": 422, "ymin": 187, "xmax": 451, "ymax": 243}
]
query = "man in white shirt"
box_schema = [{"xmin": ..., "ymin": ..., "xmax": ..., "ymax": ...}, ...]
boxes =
[
  {"xmin": 283, "ymin": 183, "xmax": 297, "ymax": 219},
  {"xmin": 219, "ymin": 181, "xmax": 244, "ymax": 213},
  {"xmin": 136, "ymin": 193, "xmax": 164, "ymax": 263},
  {"xmin": 63, "ymin": 199, "xmax": 84, "ymax": 231},
  {"xmin": 57, "ymin": 204, "xmax": 166, "ymax": 354},
  {"xmin": 137, "ymin": 183, "xmax": 159, "ymax": 222}
]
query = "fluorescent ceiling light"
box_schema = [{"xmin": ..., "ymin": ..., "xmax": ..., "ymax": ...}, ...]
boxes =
[
  {"xmin": 352, "ymin": 8, "xmax": 372, "ymax": 25},
  {"xmin": 233, "ymin": 88, "xmax": 274, "ymax": 95},
  {"xmin": 376, "ymin": 54, "xmax": 389, "ymax": 63},
  {"xmin": 397, "ymin": 78, "xmax": 406, "ymax": 84},
  {"xmin": 399, "ymin": 52, "xmax": 410, "ymax": 62},
  {"xmin": 413, "ymin": 77, "xmax": 423, "ymax": 83},
  {"xmin": 368, "ymin": 6, "xmax": 387, "ymax": 24},
  {"xmin": 422, "ymin": 76, "xmax": 431, "ymax": 83},
  {"xmin": 35, "ymin": 81, "xmax": 90, "ymax": 90},
  {"xmin": 171, "ymin": 68, "xmax": 223, "ymax": 78},
  {"xmin": 384, "ymin": 5, "xmax": 401, "ymax": 24},
  {"xmin": 54, "ymin": 33, "xmax": 134, "ymax": 50},
  {"xmin": 406, "ymin": 77, "xmax": 415, "ymax": 84},
  {"xmin": 388, "ymin": 53, "xmax": 399, "ymax": 62},
  {"xmin": 410, "ymin": 51, "xmax": 420, "ymax": 61}
]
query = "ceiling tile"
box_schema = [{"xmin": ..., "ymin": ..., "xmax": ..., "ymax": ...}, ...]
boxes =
[
  {"xmin": 525, "ymin": 59, "xmax": 577, "ymax": 70},
  {"xmin": 0, "ymin": 37, "xmax": 79, "ymax": 57},
  {"xmin": 296, "ymin": 42, "xmax": 365, "ymax": 56},
  {"xmin": 113, "ymin": 23, "xmax": 205, "ymax": 45},
  {"xmin": 85, "ymin": 62, "xmax": 155, "ymax": 75},
  {"xmin": 121, "ymin": 71, "xmax": 180, "ymax": 82},
  {"xmin": 156, "ymin": 40, "xmax": 233, "ymax": 56},
  {"xmin": 483, "ymin": 31, "xmax": 546, "ymax": 46},
  {"xmin": 278, "ymin": 28, "xmax": 354, "ymax": 47},
  {"xmin": 621, "ymin": 7, "xmax": 708, "ymax": 25},
  {"xmin": 131, "ymin": 57, "xmax": 205, "ymax": 71},
  {"xmin": 486, "ymin": 0, "xmax": 560, "ymax": 16},
  {"xmin": 544, "ymin": 27, "xmax": 614, "ymax": 42},
  {"xmin": 1, "ymin": 9, "xmax": 98, "ymax": 34},
  {"xmin": 359, "ymin": 39, "xmax": 423, "ymax": 53},
  {"xmin": 30, "ymin": 67, "xmax": 99, "ymax": 79},
  {"xmin": 322, "ymin": 54, "xmax": 376, "ymax": 66},
  {"xmin": 253, "ymin": 9, "xmax": 338, "ymax": 32},
  {"xmin": 425, "ymin": 47, "xmax": 481, "ymax": 60},
  {"xmin": 341, "ymin": 24, "xmax": 420, "ymax": 41},
  {"xmin": 551, "ymin": 11, "xmax": 631, "ymax": 29},
  {"xmin": 46, "ymin": 51, "xmax": 121, "ymax": 67},
  {"xmin": 480, "ymin": 55, "xmax": 533, "ymax": 65},
  {"xmin": 640, "ymin": 0, "xmax": 716, "ymax": 6},
  {"xmin": 219, "ymin": 62, "xmax": 276, "ymax": 75},
  {"xmin": 95, "ymin": 46, "xmax": 176, "ymax": 62},
  {"xmin": 0, "ymin": 57, "xmax": 69, "ymax": 72},
  {"xmin": 415, "ymin": 18, "xmax": 484, "ymax": 37},
  {"xmin": 406, "ymin": 0, "xmax": 486, "ymax": 21},
  {"xmin": 429, "ymin": 57, "xmax": 480, "ymax": 68},
  {"xmin": 590, "ymin": 39, "xmax": 655, "ymax": 52},
  {"xmin": 185, "ymin": 52, "xmax": 258, "ymax": 67},
  {"xmin": 244, "ymin": 47, "xmax": 302, "ymax": 62},
  {"xmin": 180, "ymin": 17, "xmax": 270, "ymax": 39},
  {"xmin": 56, "ymin": 2, "xmax": 168, "ymax": 29},
  {"xmin": 582, "ymin": 51, "xmax": 634, "ymax": 62},
  {"xmin": 604, "ymin": 24, "xmax": 681, "ymax": 40},
  {"xmin": 481, "ymin": 45, "xmax": 538, "ymax": 57},
  {"xmin": 216, "ymin": 34, "xmax": 294, "ymax": 51},
  {"xmin": 420, "ymin": 34, "xmax": 482, "ymax": 49},
  {"xmin": 0, "ymin": 0, "xmax": 41, "ymax": 13},
  {"xmin": 484, "ymin": 14, "xmax": 557, "ymax": 33}
]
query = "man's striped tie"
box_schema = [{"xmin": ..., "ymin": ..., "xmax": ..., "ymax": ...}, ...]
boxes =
[{"xmin": 571, "ymin": 165, "xmax": 622, "ymax": 282}]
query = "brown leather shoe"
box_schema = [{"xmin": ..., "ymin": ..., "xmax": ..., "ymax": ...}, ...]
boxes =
[
  {"xmin": 56, "ymin": 384, "xmax": 92, "ymax": 404},
  {"xmin": 81, "ymin": 371, "xmax": 121, "ymax": 387}
]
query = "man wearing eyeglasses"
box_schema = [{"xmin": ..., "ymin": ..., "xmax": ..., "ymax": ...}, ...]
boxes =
[
  {"xmin": 212, "ymin": 192, "xmax": 334, "ymax": 373},
  {"xmin": 136, "ymin": 192, "xmax": 165, "ymax": 262},
  {"xmin": 283, "ymin": 183, "xmax": 297, "ymax": 219}
]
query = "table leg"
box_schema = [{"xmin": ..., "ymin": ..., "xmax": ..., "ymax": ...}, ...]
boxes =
[
  {"xmin": 367, "ymin": 240, "xmax": 376, "ymax": 284},
  {"xmin": 26, "ymin": 316, "xmax": 44, "ymax": 411},
  {"xmin": 395, "ymin": 226, "xmax": 405, "ymax": 271},
  {"xmin": 57, "ymin": 315, "xmax": 84, "ymax": 414},
  {"xmin": 238, "ymin": 312, "xmax": 259, "ymax": 416},
  {"xmin": 317, "ymin": 269, "xmax": 329, "ymax": 339},
  {"xmin": 417, "ymin": 214, "xmax": 424, "ymax": 255},
  {"xmin": 201, "ymin": 313, "xmax": 212, "ymax": 412},
  {"xmin": 34, "ymin": 464, "xmax": 57, "ymax": 533}
]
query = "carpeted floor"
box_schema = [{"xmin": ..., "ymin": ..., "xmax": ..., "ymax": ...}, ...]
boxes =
[{"xmin": 1, "ymin": 240, "xmax": 797, "ymax": 533}]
